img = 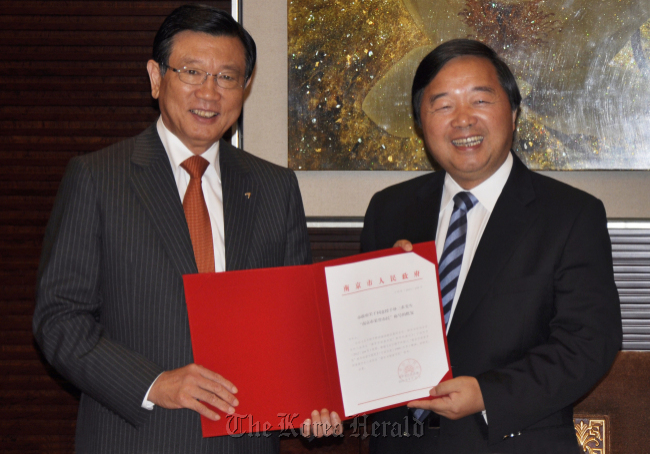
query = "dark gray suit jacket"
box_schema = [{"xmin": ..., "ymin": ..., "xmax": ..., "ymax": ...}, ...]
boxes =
[
  {"xmin": 33, "ymin": 125, "xmax": 311, "ymax": 453},
  {"xmin": 361, "ymin": 153, "xmax": 621, "ymax": 454}
]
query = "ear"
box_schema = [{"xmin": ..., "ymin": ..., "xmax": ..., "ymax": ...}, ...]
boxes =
[
  {"xmin": 147, "ymin": 60, "xmax": 162, "ymax": 100},
  {"xmin": 511, "ymin": 108, "xmax": 518, "ymax": 132}
]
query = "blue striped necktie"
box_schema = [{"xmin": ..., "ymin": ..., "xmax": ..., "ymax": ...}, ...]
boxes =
[
  {"xmin": 413, "ymin": 191, "xmax": 478, "ymax": 423},
  {"xmin": 439, "ymin": 191, "xmax": 478, "ymax": 324}
]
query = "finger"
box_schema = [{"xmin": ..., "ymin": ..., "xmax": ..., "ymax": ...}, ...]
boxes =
[
  {"xmin": 319, "ymin": 408, "xmax": 333, "ymax": 436},
  {"xmin": 393, "ymin": 239, "xmax": 413, "ymax": 251},
  {"xmin": 185, "ymin": 397, "xmax": 221, "ymax": 421},
  {"xmin": 406, "ymin": 398, "xmax": 436, "ymax": 410},
  {"xmin": 429, "ymin": 385, "xmax": 443, "ymax": 397},
  {"xmin": 197, "ymin": 365, "xmax": 238, "ymax": 394},
  {"xmin": 331, "ymin": 411, "xmax": 343, "ymax": 435},
  {"xmin": 198, "ymin": 377, "xmax": 239, "ymax": 408},
  {"xmin": 431, "ymin": 381, "xmax": 454, "ymax": 397},
  {"xmin": 430, "ymin": 375, "xmax": 463, "ymax": 397},
  {"xmin": 194, "ymin": 387, "xmax": 236, "ymax": 415},
  {"xmin": 311, "ymin": 409, "xmax": 323, "ymax": 437},
  {"xmin": 300, "ymin": 419, "xmax": 311, "ymax": 438}
]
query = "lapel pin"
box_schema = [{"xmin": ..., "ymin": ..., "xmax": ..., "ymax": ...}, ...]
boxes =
[{"xmin": 245, "ymin": 192, "xmax": 251, "ymax": 199}]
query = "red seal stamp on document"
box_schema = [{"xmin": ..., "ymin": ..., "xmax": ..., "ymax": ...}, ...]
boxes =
[{"xmin": 398, "ymin": 359, "xmax": 421, "ymax": 382}]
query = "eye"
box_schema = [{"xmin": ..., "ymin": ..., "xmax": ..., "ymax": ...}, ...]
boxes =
[
  {"xmin": 185, "ymin": 68, "xmax": 201, "ymax": 76},
  {"xmin": 474, "ymin": 97, "xmax": 494, "ymax": 105},
  {"xmin": 218, "ymin": 72, "xmax": 236, "ymax": 81}
]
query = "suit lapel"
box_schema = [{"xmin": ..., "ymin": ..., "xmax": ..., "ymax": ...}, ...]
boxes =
[
  {"xmin": 220, "ymin": 140, "xmax": 258, "ymax": 271},
  {"xmin": 448, "ymin": 154, "xmax": 538, "ymax": 336},
  {"xmin": 130, "ymin": 125, "xmax": 197, "ymax": 276},
  {"xmin": 405, "ymin": 171, "xmax": 445, "ymax": 244}
]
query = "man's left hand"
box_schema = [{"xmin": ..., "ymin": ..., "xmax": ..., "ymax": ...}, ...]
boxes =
[
  {"xmin": 301, "ymin": 408, "xmax": 343, "ymax": 438},
  {"xmin": 407, "ymin": 376, "xmax": 485, "ymax": 420}
]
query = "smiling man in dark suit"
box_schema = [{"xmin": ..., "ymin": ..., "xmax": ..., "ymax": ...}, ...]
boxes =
[
  {"xmin": 33, "ymin": 5, "xmax": 325, "ymax": 453},
  {"xmin": 361, "ymin": 39, "xmax": 622, "ymax": 454}
]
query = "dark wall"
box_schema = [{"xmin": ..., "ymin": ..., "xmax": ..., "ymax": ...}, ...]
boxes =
[{"xmin": 0, "ymin": 2, "xmax": 230, "ymax": 452}]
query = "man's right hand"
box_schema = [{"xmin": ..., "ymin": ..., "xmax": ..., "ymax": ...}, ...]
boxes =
[
  {"xmin": 393, "ymin": 239, "xmax": 413, "ymax": 251},
  {"xmin": 148, "ymin": 363, "xmax": 238, "ymax": 420}
]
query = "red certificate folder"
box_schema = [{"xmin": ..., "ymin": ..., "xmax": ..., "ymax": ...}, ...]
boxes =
[{"xmin": 183, "ymin": 241, "xmax": 452, "ymax": 437}]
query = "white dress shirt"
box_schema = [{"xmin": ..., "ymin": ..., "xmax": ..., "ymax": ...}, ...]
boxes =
[
  {"xmin": 435, "ymin": 152, "xmax": 513, "ymax": 331},
  {"xmin": 142, "ymin": 116, "xmax": 227, "ymax": 409},
  {"xmin": 435, "ymin": 153, "xmax": 513, "ymax": 424}
]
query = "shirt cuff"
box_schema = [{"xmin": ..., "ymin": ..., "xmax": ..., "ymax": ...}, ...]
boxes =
[{"xmin": 141, "ymin": 373, "xmax": 164, "ymax": 410}]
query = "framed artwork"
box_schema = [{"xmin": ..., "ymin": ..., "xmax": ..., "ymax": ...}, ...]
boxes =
[{"xmin": 288, "ymin": 0, "xmax": 650, "ymax": 170}]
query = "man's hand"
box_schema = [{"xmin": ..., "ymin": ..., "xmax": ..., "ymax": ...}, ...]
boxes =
[
  {"xmin": 148, "ymin": 364, "xmax": 238, "ymax": 421},
  {"xmin": 393, "ymin": 239, "xmax": 413, "ymax": 252},
  {"xmin": 301, "ymin": 408, "xmax": 343, "ymax": 438},
  {"xmin": 407, "ymin": 376, "xmax": 485, "ymax": 420}
]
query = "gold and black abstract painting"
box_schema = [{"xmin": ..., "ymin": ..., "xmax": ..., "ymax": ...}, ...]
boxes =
[{"xmin": 288, "ymin": 0, "xmax": 650, "ymax": 170}]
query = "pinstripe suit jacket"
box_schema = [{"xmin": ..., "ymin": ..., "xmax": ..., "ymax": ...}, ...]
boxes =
[{"xmin": 33, "ymin": 124, "xmax": 311, "ymax": 453}]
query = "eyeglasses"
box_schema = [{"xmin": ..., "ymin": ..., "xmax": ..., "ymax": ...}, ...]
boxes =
[{"xmin": 164, "ymin": 65, "xmax": 244, "ymax": 89}]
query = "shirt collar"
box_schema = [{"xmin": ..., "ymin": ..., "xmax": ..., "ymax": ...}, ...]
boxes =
[
  {"xmin": 156, "ymin": 116, "xmax": 220, "ymax": 179},
  {"xmin": 440, "ymin": 152, "xmax": 513, "ymax": 213}
]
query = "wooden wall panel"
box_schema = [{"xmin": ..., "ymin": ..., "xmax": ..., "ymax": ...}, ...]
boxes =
[
  {"xmin": 0, "ymin": 2, "xmax": 229, "ymax": 452},
  {"xmin": 309, "ymin": 227, "xmax": 363, "ymax": 263}
]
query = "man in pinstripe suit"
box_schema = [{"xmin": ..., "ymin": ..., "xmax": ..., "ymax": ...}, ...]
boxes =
[{"xmin": 33, "ymin": 5, "xmax": 325, "ymax": 453}]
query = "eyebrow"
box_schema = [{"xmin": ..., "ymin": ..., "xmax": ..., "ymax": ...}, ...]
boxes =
[
  {"xmin": 473, "ymin": 86, "xmax": 497, "ymax": 94},
  {"xmin": 427, "ymin": 86, "xmax": 498, "ymax": 104},
  {"xmin": 178, "ymin": 58, "xmax": 202, "ymax": 66},
  {"xmin": 177, "ymin": 59, "xmax": 242, "ymax": 73},
  {"xmin": 427, "ymin": 92, "xmax": 448, "ymax": 104}
]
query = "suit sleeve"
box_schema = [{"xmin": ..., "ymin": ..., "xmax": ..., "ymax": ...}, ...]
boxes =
[
  {"xmin": 282, "ymin": 170, "xmax": 312, "ymax": 266},
  {"xmin": 477, "ymin": 197, "xmax": 622, "ymax": 443},
  {"xmin": 360, "ymin": 192, "xmax": 379, "ymax": 253},
  {"xmin": 33, "ymin": 157, "xmax": 163, "ymax": 427}
]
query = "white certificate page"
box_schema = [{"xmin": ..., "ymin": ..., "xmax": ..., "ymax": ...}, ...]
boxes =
[{"xmin": 325, "ymin": 252, "xmax": 449, "ymax": 416}]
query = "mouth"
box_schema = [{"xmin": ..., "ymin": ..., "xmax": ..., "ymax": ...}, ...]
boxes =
[
  {"xmin": 190, "ymin": 109, "xmax": 218, "ymax": 119},
  {"xmin": 451, "ymin": 136, "xmax": 483, "ymax": 147}
]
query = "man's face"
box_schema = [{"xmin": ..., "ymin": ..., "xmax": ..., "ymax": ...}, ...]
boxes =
[
  {"xmin": 147, "ymin": 31, "xmax": 248, "ymax": 155},
  {"xmin": 419, "ymin": 56, "xmax": 517, "ymax": 189}
]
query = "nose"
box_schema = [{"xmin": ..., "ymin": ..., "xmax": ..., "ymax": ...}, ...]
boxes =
[
  {"xmin": 195, "ymin": 76, "xmax": 222, "ymax": 100},
  {"xmin": 451, "ymin": 104, "xmax": 475, "ymax": 128}
]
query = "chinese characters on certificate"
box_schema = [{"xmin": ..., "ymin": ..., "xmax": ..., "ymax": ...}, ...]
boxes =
[{"xmin": 325, "ymin": 252, "xmax": 450, "ymax": 416}]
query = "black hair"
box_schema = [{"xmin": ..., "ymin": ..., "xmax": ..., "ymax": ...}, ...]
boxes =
[
  {"xmin": 152, "ymin": 4, "xmax": 256, "ymax": 81},
  {"xmin": 411, "ymin": 39, "xmax": 521, "ymax": 128}
]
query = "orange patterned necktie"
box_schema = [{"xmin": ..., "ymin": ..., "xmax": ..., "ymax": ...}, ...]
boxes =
[{"xmin": 180, "ymin": 156, "xmax": 215, "ymax": 273}]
